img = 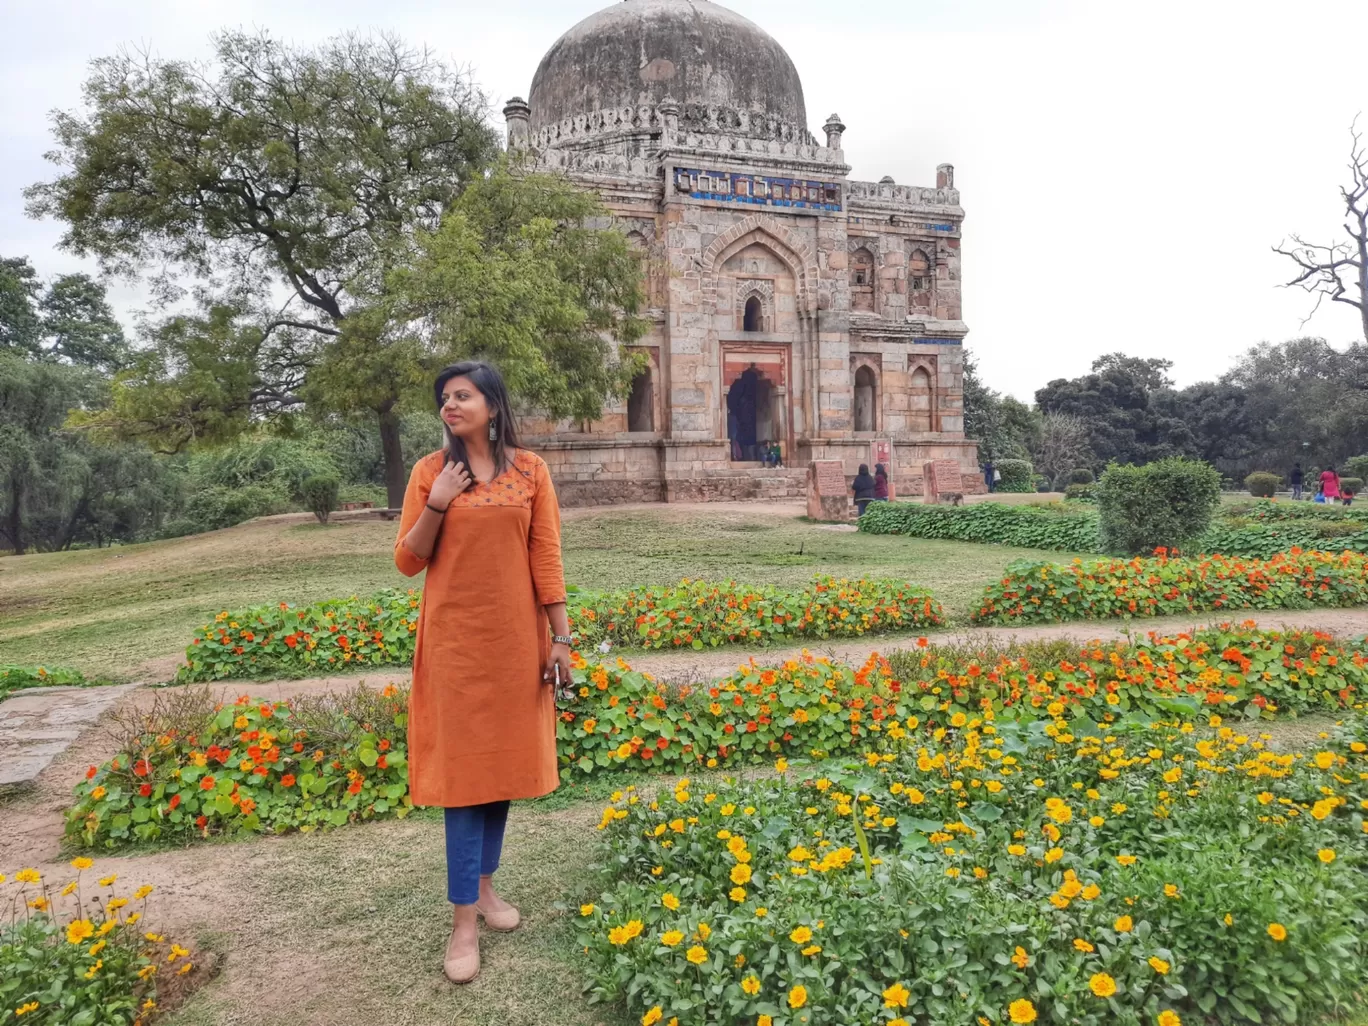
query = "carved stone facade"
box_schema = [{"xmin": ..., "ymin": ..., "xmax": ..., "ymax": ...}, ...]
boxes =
[{"xmin": 513, "ymin": 0, "xmax": 980, "ymax": 504}]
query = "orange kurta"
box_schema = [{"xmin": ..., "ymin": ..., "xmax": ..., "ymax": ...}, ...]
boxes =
[{"xmin": 394, "ymin": 448, "xmax": 566, "ymax": 807}]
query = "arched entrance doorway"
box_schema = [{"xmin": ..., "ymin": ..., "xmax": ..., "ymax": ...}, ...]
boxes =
[
  {"xmin": 722, "ymin": 349, "xmax": 788, "ymax": 463},
  {"xmin": 854, "ymin": 365, "xmax": 877, "ymax": 431}
]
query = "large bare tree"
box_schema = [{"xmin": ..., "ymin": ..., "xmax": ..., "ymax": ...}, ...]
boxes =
[{"xmin": 1273, "ymin": 118, "xmax": 1368, "ymax": 345}]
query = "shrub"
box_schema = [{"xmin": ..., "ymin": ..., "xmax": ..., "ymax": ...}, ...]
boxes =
[
  {"xmin": 1, "ymin": 861, "xmax": 204, "ymax": 1023},
  {"xmin": 1246, "ymin": 472, "xmax": 1281, "ymax": 497},
  {"xmin": 973, "ymin": 548, "xmax": 1368, "ymax": 625},
  {"xmin": 1346, "ymin": 455, "xmax": 1368, "ymax": 481},
  {"xmin": 1096, "ymin": 458, "xmax": 1222, "ymax": 555},
  {"xmin": 300, "ymin": 474, "xmax": 340, "ymax": 525},
  {"xmin": 1224, "ymin": 499, "xmax": 1356, "ymax": 523},
  {"xmin": 67, "ymin": 683, "xmax": 411, "ymax": 847},
  {"xmin": 994, "ymin": 458, "xmax": 1034, "ymax": 492},
  {"xmin": 188, "ymin": 435, "xmax": 337, "ymax": 503},
  {"xmin": 580, "ymin": 708, "xmax": 1368, "ymax": 1026},
  {"xmin": 1341, "ymin": 476, "xmax": 1364, "ymax": 495},
  {"xmin": 165, "ymin": 483, "xmax": 291, "ymax": 537},
  {"xmin": 1069, "ymin": 467, "xmax": 1095, "ymax": 485},
  {"xmin": 568, "ymin": 577, "xmax": 944, "ymax": 651},
  {"xmin": 1064, "ymin": 483, "xmax": 1096, "ymax": 503},
  {"xmin": 860, "ymin": 501, "xmax": 1099, "ymax": 551}
]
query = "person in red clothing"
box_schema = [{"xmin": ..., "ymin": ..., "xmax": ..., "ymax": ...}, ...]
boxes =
[
  {"xmin": 1320, "ymin": 467, "xmax": 1341, "ymax": 503},
  {"xmin": 873, "ymin": 463, "xmax": 890, "ymax": 501}
]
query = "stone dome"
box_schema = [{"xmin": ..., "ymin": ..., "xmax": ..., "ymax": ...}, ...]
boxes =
[{"xmin": 529, "ymin": 0, "xmax": 810, "ymax": 142}]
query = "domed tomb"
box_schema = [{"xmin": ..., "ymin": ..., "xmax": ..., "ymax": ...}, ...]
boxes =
[{"xmin": 529, "ymin": 0, "xmax": 810, "ymax": 144}]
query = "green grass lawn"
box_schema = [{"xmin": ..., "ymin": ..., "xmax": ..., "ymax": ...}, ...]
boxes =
[{"xmin": 0, "ymin": 508, "xmax": 1087, "ymax": 680}]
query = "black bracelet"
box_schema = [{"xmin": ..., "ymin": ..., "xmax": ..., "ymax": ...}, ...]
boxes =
[{"xmin": 425, "ymin": 503, "xmax": 446, "ymax": 515}]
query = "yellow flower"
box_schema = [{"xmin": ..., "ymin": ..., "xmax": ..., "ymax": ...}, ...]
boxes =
[
  {"xmin": 1009, "ymin": 998, "xmax": 1038, "ymax": 1023},
  {"xmin": 642, "ymin": 1007, "xmax": 663, "ymax": 1026},
  {"xmin": 97, "ymin": 875, "xmax": 117, "ymax": 887},
  {"xmin": 1073, "ymin": 938, "xmax": 1094, "ymax": 953},
  {"xmin": 14, "ymin": 1003, "xmax": 40, "ymax": 1017},
  {"xmin": 696, "ymin": 922, "xmax": 710, "ymax": 940},
  {"xmin": 801, "ymin": 944, "xmax": 822, "ymax": 956},
  {"xmin": 1116, "ymin": 854, "xmax": 1138, "ymax": 866},
  {"xmin": 1318, "ymin": 848, "xmax": 1336, "ymax": 864},
  {"xmin": 177, "ymin": 961, "xmax": 194, "ymax": 975},
  {"xmin": 70, "ymin": 857, "xmax": 93, "ymax": 871},
  {"xmin": 1089, "ymin": 973, "xmax": 1117, "ymax": 998},
  {"xmin": 1149, "ymin": 957, "xmax": 1170, "ymax": 975},
  {"xmin": 14, "ymin": 869, "xmax": 41, "ymax": 885},
  {"xmin": 741, "ymin": 975, "xmax": 761, "ymax": 996},
  {"xmin": 608, "ymin": 926, "xmax": 631, "ymax": 945},
  {"xmin": 662, "ymin": 892, "xmax": 680, "ymax": 911},
  {"xmin": 729, "ymin": 887, "xmax": 747, "ymax": 902},
  {"xmin": 882, "ymin": 982, "xmax": 911, "ymax": 1008},
  {"xmin": 1158, "ymin": 1011, "xmax": 1182, "ymax": 1026},
  {"xmin": 1044, "ymin": 847, "xmax": 1063, "ymax": 863},
  {"xmin": 730, "ymin": 864, "xmax": 752, "ymax": 885},
  {"xmin": 66, "ymin": 920, "xmax": 95, "ymax": 945},
  {"xmin": 60, "ymin": 882, "xmax": 78, "ymax": 897},
  {"xmin": 788, "ymin": 985, "xmax": 808, "ymax": 1009},
  {"xmin": 625, "ymin": 920, "xmax": 644, "ymax": 939},
  {"xmin": 1163, "ymin": 884, "xmax": 1180, "ymax": 898},
  {"xmin": 1007, "ymin": 844, "xmax": 1026, "ymax": 856},
  {"xmin": 758, "ymin": 1018, "xmax": 773, "ymax": 1026},
  {"xmin": 660, "ymin": 930, "xmax": 684, "ymax": 947},
  {"xmin": 580, "ymin": 903, "xmax": 595, "ymax": 916},
  {"xmin": 755, "ymin": 907, "xmax": 768, "ymax": 918},
  {"xmin": 1081, "ymin": 884, "xmax": 1101, "ymax": 901},
  {"xmin": 790, "ymin": 925, "xmax": 813, "ymax": 944},
  {"xmin": 686, "ymin": 945, "xmax": 708, "ymax": 965},
  {"xmin": 1011, "ymin": 945, "xmax": 1030, "ymax": 968},
  {"xmin": 1267, "ymin": 922, "xmax": 1287, "ymax": 941},
  {"xmin": 134, "ymin": 885, "xmax": 154, "ymax": 900},
  {"xmin": 1114, "ymin": 915, "xmax": 1134, "ymax": 933}
]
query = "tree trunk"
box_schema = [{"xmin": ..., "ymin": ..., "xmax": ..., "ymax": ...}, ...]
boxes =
[
  {"xmin": 378, "ymin": 403, "xmax": 406, "ymax": 509},
  {"xmin": 6, "ymin": 474, "xmax": 24, "ymax": 556}
]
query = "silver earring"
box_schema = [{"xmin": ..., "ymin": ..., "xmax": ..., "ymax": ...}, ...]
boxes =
[{"xmin": 489, "ymin": 419, "xmax": 498, "ymax": 441}]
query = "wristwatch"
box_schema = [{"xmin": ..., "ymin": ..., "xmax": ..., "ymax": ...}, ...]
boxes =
[{"xmin": 551, "ymin": 634, "xmax": 573, "ymax": 646}]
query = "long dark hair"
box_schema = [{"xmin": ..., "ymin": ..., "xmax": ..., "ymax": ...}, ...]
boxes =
[{"xmin": 433, "ymin": 361, "xmax": 521, "ymax": 476}]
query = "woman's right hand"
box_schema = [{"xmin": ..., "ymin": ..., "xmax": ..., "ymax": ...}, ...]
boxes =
[{"xmin": 427, "ymin": 460, "xmax": 472, "ymax": 511}]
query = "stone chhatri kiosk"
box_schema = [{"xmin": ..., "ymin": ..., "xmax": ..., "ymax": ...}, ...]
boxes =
[{"xmin": 510, "ymin": 0, "xmax": 981, "ymax": 505}]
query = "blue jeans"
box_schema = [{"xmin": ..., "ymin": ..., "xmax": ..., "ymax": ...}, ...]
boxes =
[{"xmin": 444, "ymin": 801, "xmax": 510, "ymax": 904}]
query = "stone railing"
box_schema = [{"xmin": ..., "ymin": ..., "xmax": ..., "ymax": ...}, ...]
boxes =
[
  {"xmin": 847, "ymin": 179, "xmax": 961, "ymax": 211},
  {"xmin": 531, "ymin": 102, "xmax": 820, "ymax": 152}
]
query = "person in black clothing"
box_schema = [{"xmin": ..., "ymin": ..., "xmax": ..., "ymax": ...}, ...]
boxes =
[
  {"xmin": 852, "ymin": 463, "xmax": 876, "ymax": 518},
  {"xmin": 1290, "ymin": 462, "xmax": 1304, "ymax": 500},
  {"xmin": 984, "ymin": 460, "xmax": 996, "ymax": 493}
]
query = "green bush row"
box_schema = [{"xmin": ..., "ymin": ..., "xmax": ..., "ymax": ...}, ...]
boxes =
[
  {"xmin": 859, "ymin": 501, "xmax": 1099, "ymax": 551},
  {"xmin": 0, "ymin": 665, "xmax": 100, "ymax": 703}
]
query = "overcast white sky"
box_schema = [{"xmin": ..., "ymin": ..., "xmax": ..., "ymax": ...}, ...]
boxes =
[{"xmin": 2, "ymin": 0, "xmax": 1364, "ymax": 400}]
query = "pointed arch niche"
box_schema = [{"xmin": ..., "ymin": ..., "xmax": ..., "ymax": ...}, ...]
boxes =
[{"xmin": 908, "ymin": 358, "xmax": 937, "ymax": 433}]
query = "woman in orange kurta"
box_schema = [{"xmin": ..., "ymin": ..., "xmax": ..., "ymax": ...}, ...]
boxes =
[{"xmin": 394, "ymin": 361, "xmax": 570, "ymax": 985}]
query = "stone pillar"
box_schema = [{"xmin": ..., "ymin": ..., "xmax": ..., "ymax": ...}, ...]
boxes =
[
  {"xmin": 503, "ymin": 97, "xmax": 531, "ymax": 151},
  {"xmin": 659, "ymin": 96, "xmax": 680, "ymax": 148},
  {"xmin": 936, "ymin": 163, "xmax": 955, "ymax": 189},
  {"xmin": 823, "ymin": 113, "xmax": 846, "ymax": 151}
]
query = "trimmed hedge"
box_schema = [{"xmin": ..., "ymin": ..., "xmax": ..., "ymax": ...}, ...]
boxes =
[
  {"xmin": 972, "ymin": 548, "xmax": 1368, "ymax": 625},
  {"xmin": 995, "ymin": 458, "xmax": 1034, "ymax": 492},
  {"xmin": 860, "ymin": 500, "xmax": 1099, "ymax": 551},
  {"xmin": 1246, "ymin": 472, "xmax": 1281, "ymax": 497},
  {"xmin": 1194, "ymin": 521, "xmax": 1368, "ymax": 559},
  {"xmin": 1096, "ymin": 458, "xmax": 1222, "ymax": 555}
]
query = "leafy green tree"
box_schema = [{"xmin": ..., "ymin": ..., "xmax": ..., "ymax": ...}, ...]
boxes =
[
  {"xmin": 0, "ymin": 256, "xmax": 127, "ymax": 370},
  {"xmin": 962, "ymin": 349, "xmax": 1036, "ymax": 462},
  {"xmin": 26, "ymin": 31, "xmax": 499, "ymax": 505}
]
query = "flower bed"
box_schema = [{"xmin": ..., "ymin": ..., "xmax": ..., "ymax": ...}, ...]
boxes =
[
  {"xmin": 568, "ymin": 577, "xmax": 943, "ymax": 651},
  {"xmin": 972, "ymin": 549, "xmax": 1368, "ymax": 625},
  {"xmin": 67, "ymin": 684, "xmax": 411, "ymax": 848},
  {"xmin": 558, "ymin": 626, "xmax": 1365, "ymax": 778},
  {"xmin": 175, "ymin": 578, "xmax": 944, "ymax": 682},
  {"xmin": 859, "ymin": 501, "xmax": 1100, "ymax": 552},
  {"xmin": 1, "ymin": 666, "xmax": 101, "ymax": 703},
  {"xmin": 1, "ymin": 860, "xmax": 204, "ymax": 1025},
  {"xmin": 579, "ymin": 712, "xmax": 1368, "ymax": 1026}
]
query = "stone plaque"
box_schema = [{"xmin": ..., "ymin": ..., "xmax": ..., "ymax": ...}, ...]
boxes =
[
  {"xmin": 922, "ymin": 459, "xmax": 964, "ymax": 503},
  {"xmin": 807, "ymin": 460, "xmax": 849, "ymax": 521}
]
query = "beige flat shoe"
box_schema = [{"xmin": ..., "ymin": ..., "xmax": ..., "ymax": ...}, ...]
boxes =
[
  {"xmin": 444, "ymin": 927, "xmax": 480, "ymax": 984},
  {"xmin": 475, "ymin": 900, "xmax": 521, "ymax": 932}
]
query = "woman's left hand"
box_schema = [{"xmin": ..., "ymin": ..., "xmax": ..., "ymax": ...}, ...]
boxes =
[{"xmin": 544, "ymin": 642, "xmax": 573, "ymax": 698}]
